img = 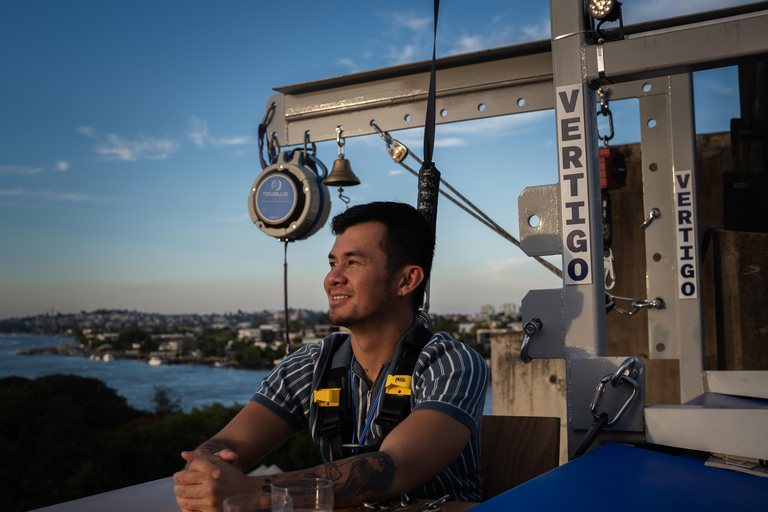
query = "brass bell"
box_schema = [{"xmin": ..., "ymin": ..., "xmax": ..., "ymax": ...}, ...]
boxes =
[
  {"xmin": 325, "ymin": 126, "xmax": 360, "ymax": 207},
  {"xmin": 325, "ymin": 157, "xmax": 360, "ymax": 187}
]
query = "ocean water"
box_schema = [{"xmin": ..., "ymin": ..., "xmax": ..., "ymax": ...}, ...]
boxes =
[
  {"xmin": 0, "ymin": 333, "xmax": 492, "ymax": 414},
  {"xmin": 0, "ymin": 334, "xmax": 266, "ymax": 413}
]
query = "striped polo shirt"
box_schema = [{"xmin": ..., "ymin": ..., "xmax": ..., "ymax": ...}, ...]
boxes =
[{"xmin": 252, "ymin": 322, "xmax": 489, "ymax": 502}]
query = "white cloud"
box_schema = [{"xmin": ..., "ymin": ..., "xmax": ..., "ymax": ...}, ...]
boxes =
[
  {"xmin": 388, "ymin": 12, "xmax": 432, "ymax": 32},
  {"xmin": 0, "ymin": 165, "xmax": 42, "ymax": 175},
  {"xmin": 389, "ymin": 169, "xmax": 405, "ymax": 176},
  {"xmin": 520, "ymin": 21, "xmax": 551, "ymax": 41},
  {"xmin": 471, "ymin": 257, "xmax": 532, "ymax": 277},
  {"xmin": 95, "ymin": 133, "xmax": 180, "ymax": 161},
  {"xmin": 435, "ymin": 137, "xmax": 467, "ymax": 148},
  {"xmin": 337, "ymin": 58, "xmax": 357, "ymax": 70},
  {"xmin": 451, "ymin": 35, "xmax": 485, "ymax": 54},
  {"xmin": 446, "ymin": 19, "xmax": 551, "ymax": 56},
  {"xmin": 78, "ymin": 126, "xmax": 180, "ymax": 162},
  {"xmin": 77, "ymin": 126, "xmax": 97, "ymax": 138},
  {"xmin": 187, "ymin": 117, "xmax": 254, "ymax": 148},
  {"xmin": 388, "ymin": 43, "xmax": 421, "ymax": 66},
  {"xmin": 55, "ymin": 161, "xmax": 70, "ymax": 171},
  {"xmin": 700, "ymin": 80, "xmax": 737, "ymax": 96}
]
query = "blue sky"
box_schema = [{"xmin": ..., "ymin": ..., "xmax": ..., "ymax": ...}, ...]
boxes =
[{"xmin": 0, "ymin": 0, "xmax": 752, "ymax": 318}]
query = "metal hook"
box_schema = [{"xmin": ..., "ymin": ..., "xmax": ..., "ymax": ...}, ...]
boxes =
[
  {"xmin": 303, "ymin": 131, "xmax": 316, "ymax": 157},
  {"xmin": 520, "ymin": 318, "xmax": 542, "ymax": 364},
  {"xmin": 268, "ymin": 132, "xmax": 280, "ymax": 159},
  {"xmin": 370, "ymin": 120, "xmax": 392, "ymax": 146},
  {"xmin": 335, "ymin": 125, "xmax": 345, "ymax": 158},
  {"xmin": 262, "ymin": 102, "xmax": 276, "ymax": 126},
  {"xmin": 640, "ymin": 208, "xmax": 661, "ymax": 229}
]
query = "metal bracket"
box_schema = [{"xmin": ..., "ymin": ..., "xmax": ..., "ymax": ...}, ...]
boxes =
[
  {"xmin": 518, "ymin": 184, "xmax": 562, "ymax": 256},
  {"xmin": 520, "ymin": 289, "xmax": 565, "ymax": 360}
]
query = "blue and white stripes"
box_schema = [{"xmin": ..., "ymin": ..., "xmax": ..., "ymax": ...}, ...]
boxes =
[{"xmin": 252, "ymin": 330, "xmax": 488, "ymax": 502}]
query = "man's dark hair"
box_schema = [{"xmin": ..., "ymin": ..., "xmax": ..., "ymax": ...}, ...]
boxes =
[{"xmin": 331, "ymin": 201, "xmax": 435, "ymax": 311}]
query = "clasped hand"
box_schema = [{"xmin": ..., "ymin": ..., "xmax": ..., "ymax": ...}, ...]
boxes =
[{"xmin": 173, "ymin": 448, "xmax": 250, "ymax": 512}]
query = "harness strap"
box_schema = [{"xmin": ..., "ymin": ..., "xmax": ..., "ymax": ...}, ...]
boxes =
[
  {"xmin": 314, "ymin": 325, "xmax": 433, "ymax": 460},
  {"xmin": 374, "ymin": 325, "xmax": 432, "ymax": 435}
]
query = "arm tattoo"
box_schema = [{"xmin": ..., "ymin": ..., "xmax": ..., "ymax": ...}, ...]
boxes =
[{"xmin": 309, "ymin": 453, "xmax": 397, "ymax": 504}]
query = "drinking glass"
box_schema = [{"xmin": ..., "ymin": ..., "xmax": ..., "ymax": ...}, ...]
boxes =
[
  {"xmin": 271, "ymin": 478, "xmax": 334, "ymax": 512},
  {"xmin": 224, "ymin": 493, "xmax": 293, "ymax": 512}
]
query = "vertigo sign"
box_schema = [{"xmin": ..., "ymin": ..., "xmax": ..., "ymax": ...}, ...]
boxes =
[
  {"xmin": 674, "ymin": 169, "xmax": 698, "ymax": 298},
  {"xmin": 556, "ymin": 85, "xmax": 592, "ymax": 285}
]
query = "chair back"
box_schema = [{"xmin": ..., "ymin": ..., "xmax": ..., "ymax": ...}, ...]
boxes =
[{"xmin": 480, "ymin": 415, "xmax": 560, "ymax": 500}]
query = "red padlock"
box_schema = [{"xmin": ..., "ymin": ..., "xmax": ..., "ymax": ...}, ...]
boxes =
[{"xmin": 599, "ymin": 146, "xmax": 627, "ymax": 190}]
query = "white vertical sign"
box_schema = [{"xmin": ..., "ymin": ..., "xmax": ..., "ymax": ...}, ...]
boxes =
[
  {"xmin": 674, "ymin": 169, "xmax": 698, "ymax": 298},
  {"xmin": 556, "ymin": 85, "xmax": 592, "ymax": 285}
]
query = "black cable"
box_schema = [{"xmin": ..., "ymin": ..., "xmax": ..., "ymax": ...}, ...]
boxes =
[{"xmin": 283, "ymin": 240, "xmax": 290, "ymax": 357}]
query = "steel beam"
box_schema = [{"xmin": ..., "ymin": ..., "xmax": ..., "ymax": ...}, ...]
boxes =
[{"xmin": 587, "ymin": 9, "xmax": 768, "ymax": 84}]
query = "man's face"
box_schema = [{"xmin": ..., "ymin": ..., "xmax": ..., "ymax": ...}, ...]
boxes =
[{"xmin": 324, "ymin": 221, "xmax": 398, "ymax": 329}]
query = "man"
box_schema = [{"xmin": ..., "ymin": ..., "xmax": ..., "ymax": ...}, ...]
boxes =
[{"xmin": 174, "ymin": 202, "xmax": 488, "ymax": 512}]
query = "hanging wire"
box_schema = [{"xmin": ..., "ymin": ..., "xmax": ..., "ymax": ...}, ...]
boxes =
[
  {"xmin": 282, "ymin": 239, "xmax": 291, "ymax": 357},
  {"xmin": 370, "ymin": 120, "xmax": 563, "ymax": 279}
]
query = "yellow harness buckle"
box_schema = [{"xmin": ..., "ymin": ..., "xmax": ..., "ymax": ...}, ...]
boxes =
[
  {"xmin": 314, "ymin": 388, "xmax": 341, "ymax": 407},
  {"xmin": 385, "ymin": 375, "xmax": 412, "ymax": 396}
]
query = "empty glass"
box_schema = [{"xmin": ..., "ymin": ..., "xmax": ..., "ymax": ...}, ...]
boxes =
[
  {"xmin": 224, "ymin": 493, "xmax": 293, "ymax": 512},
  {"xmin": 270, "ymin": 478, "xmax": 334, "ymax": 512}
]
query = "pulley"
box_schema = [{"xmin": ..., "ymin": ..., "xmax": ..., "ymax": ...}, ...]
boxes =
[{"xmin": 248, "ymin": 150, "xmax": 331, "ymax": 241}]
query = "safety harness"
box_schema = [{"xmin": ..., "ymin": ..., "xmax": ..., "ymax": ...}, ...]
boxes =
[{"xmin": 312, "ymin": 324, "xmax": 433, "ymax": 460}]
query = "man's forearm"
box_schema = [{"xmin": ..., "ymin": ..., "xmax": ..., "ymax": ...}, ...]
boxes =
[{"xmin": 291, "ymin": 452, "xmax": 398, "ymax": 506}]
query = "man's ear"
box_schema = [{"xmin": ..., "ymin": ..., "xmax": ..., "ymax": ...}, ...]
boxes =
[{"xmin": 397, "ymin": 265, "xmax": 425, "ymax": 297}]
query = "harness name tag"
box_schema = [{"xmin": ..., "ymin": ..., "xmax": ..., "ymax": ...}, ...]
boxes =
[
  {"xmin": 313, "ymin": 388, "xmax": 341, "ymax": 407},
  {"xmin": 385, "ymin": 375, "xmax": 412, "ymax": 396}
]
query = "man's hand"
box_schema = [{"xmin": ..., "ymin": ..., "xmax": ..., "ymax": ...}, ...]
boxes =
[
  {"xmin": 181, "ymin": 447, "xmax": 242, "ymax": 476},
  {"xmin": 173, "ymin": 455, "xmax": 254, "ymax": 512}
]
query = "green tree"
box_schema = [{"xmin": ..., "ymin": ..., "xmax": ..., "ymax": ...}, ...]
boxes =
[
  {"xmin": 117, "ymin": 325, "xmax": 154, "ymax": 352},
  {"xmin": 152, "ymin": 385, "xmax": 182, "ymax": 416},
  {"xmin": 432, "ymin": 315, "xmax": 459, "ymax": 334}
]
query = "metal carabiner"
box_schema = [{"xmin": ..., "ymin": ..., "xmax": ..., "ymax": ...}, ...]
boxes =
[
  {"xmin": 417, "ymin": 495, "xmax": 449, "ymax": 512},
  {"xmin": 262, "ymin": 102, "xmax": 276, "ymax": 126},
  {"xmin": 631, "ymin": 298, "xmax": 665, "ymax": 311},
  {"xmin": 610, "ymin": 356, "xmax": 638, "ymax": 387},
  {"xmin": 604, "ymin": 248, "xmax": 616, "ymax": 290},
  {"xmin": 370, "ymin": 120, "xmax": 393, "ymax": 146},
  {"xmin": 590, "ymin": 372, "xmax": 639, "ymax": 428},
  {"xmin": 597, "ymin": 86, "xmax": 614, "ymax": 147},
  {"xmin": 598, "ymin": 109, "xmax": 614, "ymax": 147},
  {"xmin": 336, "ymin": 125, "xmax": 346, "ymax": 158},
  {"xmin": 370, "ymin": 120, "xmax": 409, "ymax": 164},
  {"xmin": 390, "ymin": 494, "xmax": 417, "ymax": 512}
]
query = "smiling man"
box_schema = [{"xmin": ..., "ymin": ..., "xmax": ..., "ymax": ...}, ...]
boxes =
[{"xmin": 174, "ymin": 202, "xmax": 488, "ymax": 512}]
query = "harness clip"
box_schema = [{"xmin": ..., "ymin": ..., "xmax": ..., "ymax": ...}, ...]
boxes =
[
  {"xmin": 385, "ymin": 375, "xmax": 412, "ymax": 396},
  {"xmin": 314, "ymin": 388, "xmax": 341, "ymax": 407}
]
